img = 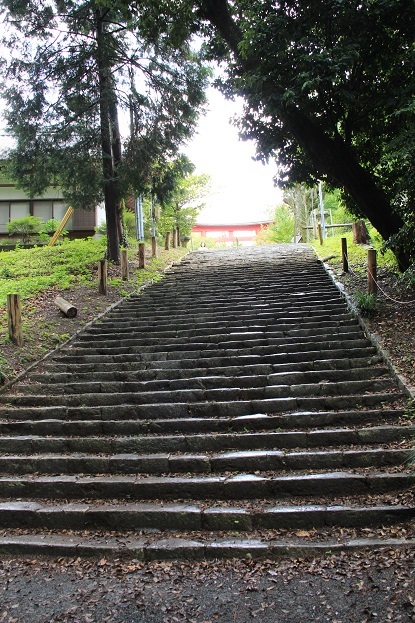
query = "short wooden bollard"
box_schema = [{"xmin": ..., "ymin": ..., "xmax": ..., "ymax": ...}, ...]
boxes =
[
  {"xmin": 318, "ymin": 224, "xmax": 323, "ymax": 245},
  {"xmin": 341, "ymin": 237, "xmax": 349, "ymax": 273},
  {"xmin": 121, "ymin": 249, "xmax": 129, "ymax": 281},
  {"xmin": 172, "ymin": 229, "xmax": 178, "ymax": 248},
  {"xmin": 55, "ymin": 296, "xmax": 77, "ymax": 318},
  {"xmin": 165, "ymin": 231, "xmax": 171, "ymax": 251},
  {"xmin": 368, "ymin": 249, "xmax": 377, "ymax": 295},
  {"xmin": 138, "ymin": 242, "xmax": 145, "ymax": 269},
  {"xmin": 98, "ymin": 259, "xmax": 107, "ymax": 295},
  {"xmin": 151, "ymin": 235, "xmax": 158, "ymax": 258},
  {"xmin": 7, "ymin": 294, "xmax": 23, "ymax": 346}
]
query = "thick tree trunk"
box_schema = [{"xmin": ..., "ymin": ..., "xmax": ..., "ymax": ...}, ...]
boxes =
[
  {"xmin": 96, "ymin": 7, "xmax": 121, "ymax": 264},
  {"xmin": 199, "ymin": 0, "xmax": 411, "ymax": 271},
  {"xmin": 353, "ymin": 220, "xmax": 371, "ymax": 245},
  {"xmin": 108, "ymin": 98, "xmax": 125, "ymax": 246}
]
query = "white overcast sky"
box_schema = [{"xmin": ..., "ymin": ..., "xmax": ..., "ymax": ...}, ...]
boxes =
[{"xmin": 185, "ymin": 86, "xmax": 282, "ymax": 225}]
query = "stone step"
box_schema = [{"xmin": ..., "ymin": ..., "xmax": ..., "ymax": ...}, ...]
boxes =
[
  {"xmin": 1, "ymin": 378, "xmax": 398, "ymax": 408},
  {"xmin": 56, "ymin": 339, "xmax": 374, "ymax": 365},
  {"xmin": 0, "ymin": 425, "xmax": 411, "ymax": 454},
  {"xmin": 0, "ymin": 392, "xmax": 405, "ymax": 421},
  {"xmin": 19, "ymin": 366, "xmax": 390, "ymax": 396},
  {"xmin": 0, "ymin": 533, "xmax": 413, "ymax": 559},
  {"xmin": 0, "ymin": 501, "xmax": 412, "ymax": 532},
  {"xmin": 88, "ymin": 311, "xmax": 354, "ymax": 334},
  {"xmin": 31, "ymin": 354, "xmax": 383, "ymax": 385},
  {"xmin": 0, "ymin": 447, "xmax": 409, "ymax": 475},
  {"xmin": 0, "ymin": 471, "xmax": 412, "ymax": 500},
  {"xmin": 45, "ymin": 346, "xmax": 379, "ymax": 371},
  {"xmin": 84, "ymin": 317, "xmax": 357, "ymax": 338},
  {"xmin": 0, "ymin": 409, "xmax": 405, "ymax": 436},
  {"xmin": 76, "ymin": 323, "xmax": 361, "ymax": 347},
  {"xmin": 111, "ymin": 295, "xmax": 344, "ymax": 317},
  {"xmin": 105, "ymin": 301, "xmax": 348, "ymax": 325}
]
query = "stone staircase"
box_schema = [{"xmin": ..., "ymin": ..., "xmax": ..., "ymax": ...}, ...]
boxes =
[{"xmin": 0, "ymin": 244, "xmax": 414, "ymax": 559}]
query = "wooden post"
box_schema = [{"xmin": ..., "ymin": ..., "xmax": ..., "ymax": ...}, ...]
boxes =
[
  {"xmin": 55, "ymin": 296, "xmax": 77, "ymax": 318},
  {"xmin": 172, "ymin": 229, "xmax": 178, "ymax": 248},
  {"xmin": 121, "ymin": 249, "xmax": 129, "ymax": 281},
  {"xmin": 318, "ymin": 224, "xmax": 323, "ymax": 245},
  {"xmin": 151, "ymin": 236, "xmax": 158, "ymax": 258},
  {"xmin": 138, "ymin": 242, "xmax": 145, "ymax": 269},
  {"xmin": 341, "ymin": 237, "xmax": 349, "ymax": 273},
  {"xmin": 165, "ymin": 231, "xmax": 171, "ymax": 251},
  {"xmin": 98, "ymin": 259, "xmax": 107, "ymax": 295},
  {"xmin": 368, "ymin": 249, "xmax": 377, "ymax": 296},
  {"xmin": 7, "ymin": 294, "xmax": 23, "ymax": 346}
]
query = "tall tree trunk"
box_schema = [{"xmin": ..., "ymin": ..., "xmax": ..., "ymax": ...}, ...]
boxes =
[
  {"xmin": 108, "ymin": 98, "xmax": 126, "ymax": 246},
  {"xmin": 199, "ymin": 0, "xmax": 411, "ymax": 271},
  {"xmin": 95, "ymin": 7, "xmax": 121, "ymax": 264}
]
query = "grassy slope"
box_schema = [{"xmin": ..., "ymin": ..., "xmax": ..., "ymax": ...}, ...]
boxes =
[{"xmin": 0, "ymin": 238, "xmax": 187, "ymax": 382}]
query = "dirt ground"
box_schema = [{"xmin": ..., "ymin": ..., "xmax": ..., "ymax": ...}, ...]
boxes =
[{"xmin": 0, "ymin": 549, "xmax": 414, "ymax": 623}]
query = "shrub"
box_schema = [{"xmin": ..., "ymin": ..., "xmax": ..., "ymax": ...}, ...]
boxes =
[
  {"xmin": 354, "ymin": 292, "xmax": 380, "ymax": 317},
  {"xmin": 40, "ymin": 218, "xmax": 68, "ymax": 237},
  {"xmin": 6, "ymin": 215, "xmax": 43, "ymax": 244}
]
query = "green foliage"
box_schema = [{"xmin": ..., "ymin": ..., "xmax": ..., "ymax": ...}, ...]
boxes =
[
  {"xmin": 6, "ymin": 216, "xmax": 43, "ymax": 244},
  {"xmin": 0, "ymin": 238, "xmax": 106, "ymax": 306},
  {"xmin": 122, "ymin": 212, "xmax": 137, "ymax": 239},
  {"xmin": 97, "ymin": 210, "xmax": 136, "ymax": 238},
  {"xmin": 190, "ymin": 234, "xmax": 224, "ymax": 250},
  {"xmin": 1, "ymin": 1, "xmax": 209, "ymax": 262},
  {"xmin": 40, "ymin": 219, "xmax": 68, "ymax": 237},
  {"xmin": 256, "ymin": 205, "xmax": 294, "ymax": 244},
  {"xmin": 311, "ymin": 230, "xmax": 398, "ymax": 272},
  {"xmin": 146, "ymin": 155, "xmax": 210, "ymax": 239},
  {"xmin": 353, "ymin": 292, "xmax": 380, "ymax": 317}
]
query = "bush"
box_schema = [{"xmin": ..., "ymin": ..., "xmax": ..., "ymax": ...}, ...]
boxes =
[
  {"xmin": 95, "ymin": 210, "xmax": 136, "ymax": 239},
  {"xmin": 40, "ymin": 218, "xmax": 68, "ymax": 237},
  {"xmin": 6, "ymin": 215, "xmax": 43, "ymax": 244},
  {"xmin": 354, "ymin": 292, "xmax": 380, "ymax": 317}
]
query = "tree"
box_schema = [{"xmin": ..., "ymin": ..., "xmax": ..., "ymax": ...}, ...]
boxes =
[
  {"xmin": 153, "ymin": 155, "xmax": 210, "ymax": 242},
  {"xmin": 0, "ymin": 1, "xmax": 209, "ymax": 262},
  {"xmin": 256, "ymin": 205, "xmax": 294, "ymax": 244},
  {"xmin": 118, "ymin": 0, "xmax": 415, "ymax": 269}
]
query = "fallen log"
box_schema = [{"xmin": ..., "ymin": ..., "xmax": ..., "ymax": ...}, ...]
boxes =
[{"xmin": 55, "ymin": 296, "xmax": 77, "ymax": 318}]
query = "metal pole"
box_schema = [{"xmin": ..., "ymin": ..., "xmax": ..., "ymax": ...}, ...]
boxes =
[{"xmin": 318, "ymin": 181, "xmax": 326, "ymax": 239}]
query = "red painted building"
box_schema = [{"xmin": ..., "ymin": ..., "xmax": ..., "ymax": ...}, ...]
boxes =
[{"xmin": 192, "ymin": 220, "xmax": 272, "ymax": 246}]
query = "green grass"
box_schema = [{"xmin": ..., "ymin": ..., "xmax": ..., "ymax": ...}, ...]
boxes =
[
  {"xmin": 0, "ymin": 237, "xmax": 107, "ymax": 306},
  {"xmin": 310, "ymin": 229, "xmax": 399, "ymax": 272}
]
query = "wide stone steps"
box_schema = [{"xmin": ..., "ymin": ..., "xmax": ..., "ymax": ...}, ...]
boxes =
[
  {"xmin": 17, "ymin": 365, "xmax": 389, "ymax": 395},
  {"xmin": 0, "ymin": 448, "xmax": 410, "ymax": 476},
  {"xmin": 0, "ymin": 501, "xmax": 413, "ymax": 532},
  {"xmin": 85, "ymin": 311, "xmax": 354, "ymax": 335},
  {"xmin": 0, "ymin": 471, "xmax": 411, "ymax": 500},
  {"xmin": 0, "ymin": 244, "xmax": 412, "ymax": 558},
  {"xmin": 30, "ymin": 354, "xmax": 383, "ymax": 385},
  {"xmin": 0, "ymin": 424, "xmax": 411, "ymax": 453},
  {"xmin": 82, "ymin": 317, "xmax": 357, "ymax": 340},
  {"xmin": 0, "ymin": 392, "xmax": 405, "ymax": 422},
  {"xmin": 75, "ymin": 324, "xmax": 361, "ymax": 348},
  {"xmin": 0, "ymin": 408, "xmax": 405, "ymax": 437},
  {"xmin": 42, "ymin": 345, "xmax": 379, "ymax": 370}
]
